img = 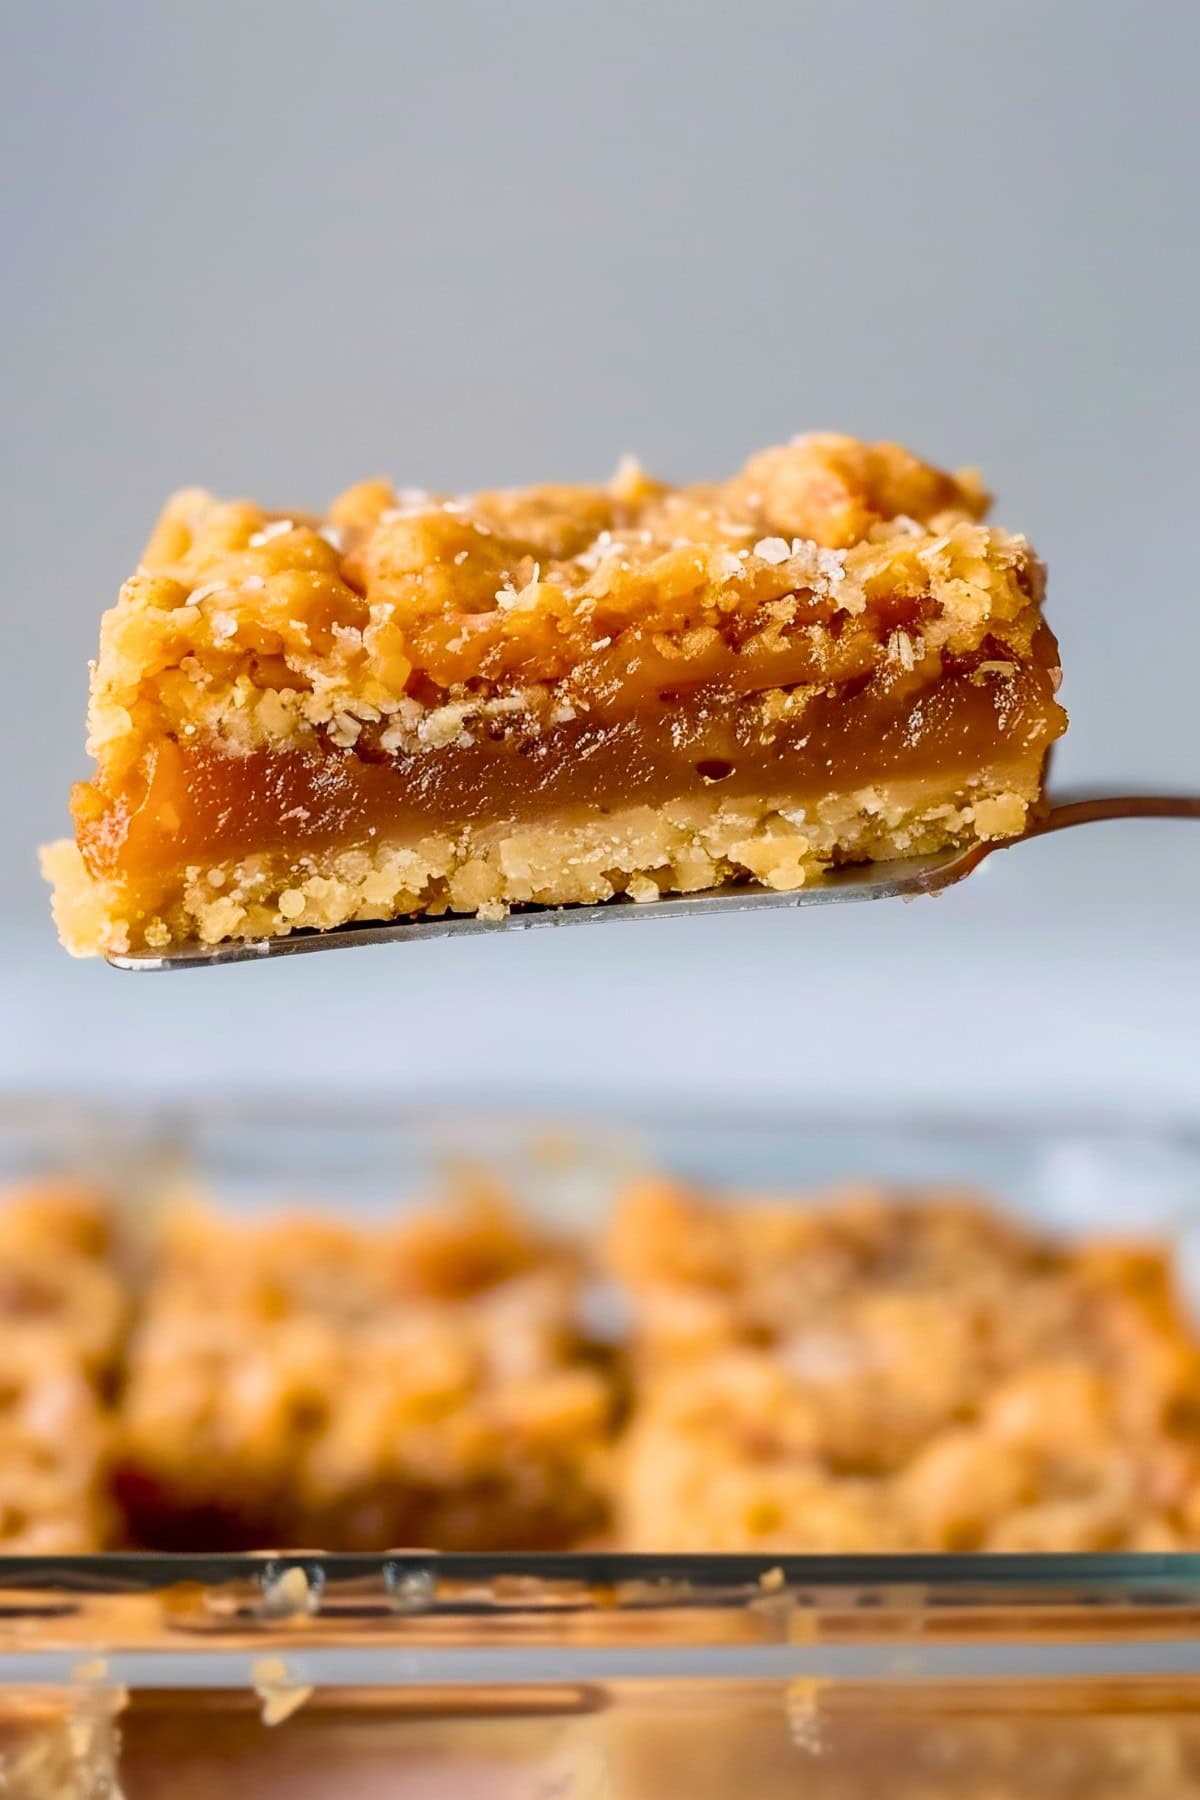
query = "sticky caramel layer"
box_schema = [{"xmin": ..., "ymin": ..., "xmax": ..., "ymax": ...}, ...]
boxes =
[{"xmin": 76, "ymin": 650, "xmax": 1064, "ymax": 899}]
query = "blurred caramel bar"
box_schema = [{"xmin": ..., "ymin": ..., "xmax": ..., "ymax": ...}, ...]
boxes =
[
  {"xmin": 0, "ymin": 1183, "xmax": 125, "ymax": 1552},
  {"xmin": 8, "ymin": 1165, "xmax": 1200, "ymax": 1557},
  {"xmin": 44, "ymin": 434, "xmax": 1065, "ymax": 954},
  {"xmin": 608, "ymin": 1179, "xmax": 1200, "ymax": 1553},
  {"xmin": 115, "ymin": 1188, "xmax": 613, "ymax": 1551}
]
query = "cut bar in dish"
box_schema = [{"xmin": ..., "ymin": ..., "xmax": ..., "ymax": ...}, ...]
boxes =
[
  {"xmin": 5, "ymin": 1164, "xmax": 1200, "ymax": 1555},
  {"xmin": 115, "ymin": 1187, "xmax": 613, "ymax": 1552},
  {"xmin": 0, "ymin": 1182, "xmax": 125, "ymax": 1551},
  {"xmin": 608, "ymin": 1178, "xmax": 1200, "ymax": 1553},
  {"xmin": 43, "ymin": 433, "xmax": 1067, "ymax": 955}
]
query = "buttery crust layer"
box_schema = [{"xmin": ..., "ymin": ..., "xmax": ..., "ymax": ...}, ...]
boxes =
[{"xmin": 44, "ymin": 434, "xmax": 1066, "ymax": 952}]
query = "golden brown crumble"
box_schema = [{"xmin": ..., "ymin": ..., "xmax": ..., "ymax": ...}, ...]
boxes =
[
  {"xmin": 608, "ymin": 1179, "xmax": 1200, "ymax": 1553},
  {"xmin": 115, "ymin": 1186, "xmax": 613, "ymax": 1552},
  {"xmin": 43, "ymin": 433, "xmax": 1065, "ymax": 954},
  {"xmin": 0, "ymin": 1183, "xmax": 124, "ymax": 1552},
  {"xmin": 81, "ymin": 435, "xmax": 1004, "ymax": 780},
  {"xmin": 12, "ymin": 1159, "xmax": 1193, "ymax": 1557}
]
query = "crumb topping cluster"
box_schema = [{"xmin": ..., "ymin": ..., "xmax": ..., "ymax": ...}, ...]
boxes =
[
  {"xmin": 117, "ymin": 1186, "xmax": 613, "ymax": 1551},
  {"xmin": 4, "ymin": 1167, "xmax": 1199, "ymax": 1556},
  {"xmin": 610, "ymin": 1180, "xmax": 1200, "ymax": 1553},
  {"xmin": 85, "ymin": 435, "xmax": 1044, "ymax": 781},
  {"xmin": 0, "ymin": 1183, "xmax": 124, "ymax": 1551}
]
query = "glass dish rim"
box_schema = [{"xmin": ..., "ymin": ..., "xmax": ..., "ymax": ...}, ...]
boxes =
[
  {"xmin": 2, "ymin": 1553, "xmax": 1200, "ymax": 1690},
  {"xmin": 5, "ymin": 1546, "xmax": 1200, "ymax": 1594}
]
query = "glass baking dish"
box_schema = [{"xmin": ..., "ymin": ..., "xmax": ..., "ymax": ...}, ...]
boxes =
[
  {"xmin": 2, "ymin": 1099, "xmax": 1200, "ymax": 1796},
  {"xmin": 3, "ymin": 1552, "xmax": 1200, "ymax": 1797}
]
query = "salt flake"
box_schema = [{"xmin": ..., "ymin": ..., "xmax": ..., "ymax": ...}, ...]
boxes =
[{"xmin": 248, "ymin": 519, "xmax": 294, "ymax": 547}]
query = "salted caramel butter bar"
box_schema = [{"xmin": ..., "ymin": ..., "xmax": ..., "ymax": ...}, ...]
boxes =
[
  {"xmin": 115, "ymin": 1189, "xmax": 612, "ymax": 1552},
  {"xmin": 43, "ymin": 434, "xmax": 1066, "ymax": 954},
  {"xmin": 607, "ymin": 1179, "xmax": 1200, "ymax": 1554}
]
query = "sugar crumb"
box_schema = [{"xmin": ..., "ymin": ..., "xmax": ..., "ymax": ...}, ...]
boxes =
[
  {"xmin": 252, "ymin": 1656, "xmax": 314, "ymax": 1728},
  {"xmin": 248, "ymin": 519, "xmax": 294, "ymax": 548}
]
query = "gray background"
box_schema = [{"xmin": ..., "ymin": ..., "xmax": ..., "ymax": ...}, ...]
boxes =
[{"xmin": 3, "ymin": 0, "xmax": 1197, "ymax": 1113}]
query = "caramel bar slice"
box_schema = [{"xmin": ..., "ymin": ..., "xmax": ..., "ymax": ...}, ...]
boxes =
[
  {"xmin": 607, "ymin": 1179, "xmax": 1200, "ymax": 1553},
  {"xmin": 115, "ymin": 1190, "xmax": 613, "ymax": 1552},
  {"xmin": 0, "ymin": 1182, "xmax": 125, "ymax": 1551},
  {"xmin": 43, "ymin": 434, "xmax": 1066, "ymax": 955}
]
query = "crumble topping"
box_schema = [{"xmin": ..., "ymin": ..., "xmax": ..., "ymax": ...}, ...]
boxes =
[
  {"xmin": 116, "ymin": 1185, "xmax": 614, "ymax": 1552},
  {"xmin": 82, "ymin": 435, "xmax": 1037, "ymax": 777},
  {"xmin": 0, "ymin": 1184, "xmax": 124, "ymax": 1552},
  {"xmin": 609, "ymin": 1179, "xmax": 1200, "ymax": 1553},
  {"xmin": 3, "ymin": 1168, "xmax": 1200, "ymax": 1557}
]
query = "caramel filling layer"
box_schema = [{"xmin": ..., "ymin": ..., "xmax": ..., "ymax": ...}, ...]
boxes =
[{"xmin": 75, "ymin": 649, "xmax": 1065, "ymax": 894}]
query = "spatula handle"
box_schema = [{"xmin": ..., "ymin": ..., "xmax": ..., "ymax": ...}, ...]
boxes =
[{"xmin": 1036, "ymin": 792, "xmax": 1200, "ymax": 834}]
